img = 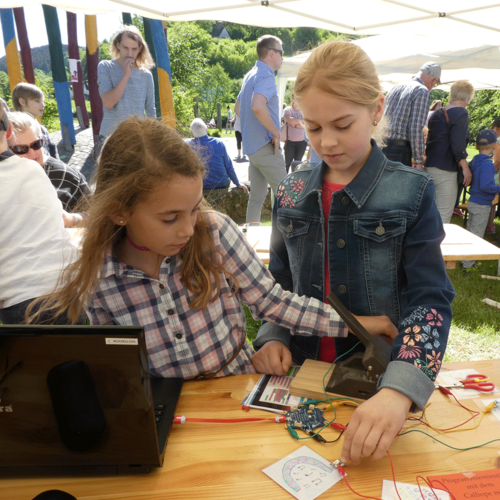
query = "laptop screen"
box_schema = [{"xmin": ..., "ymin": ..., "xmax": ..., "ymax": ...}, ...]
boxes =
[{"xmin": 0, "ymin": 325, "xmax": 167, "ymax": 469}]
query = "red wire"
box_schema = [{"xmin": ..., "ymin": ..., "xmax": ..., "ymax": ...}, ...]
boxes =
[
  {"xmin": 177, "ymin": 417, "xmax": 281, "ymax": 423},
  {"xmin": 426, "ymin": 479, "xmax": 458, "ymax": 500},
  {"xmin": 337, "ymin": 451, "xmax": 401, "ymax": 500},
  {"xmin": 406, "ymin": 391, "xmax": 480, "ymax": 432}
]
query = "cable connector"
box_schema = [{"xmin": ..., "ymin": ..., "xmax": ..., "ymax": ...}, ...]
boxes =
[
  {"xmin": 485, "ymin": 401, "xmax": 495, "ymax": 413},
  {"xmin": 173, "ymin": 415, "xmax": 186, "ymax": 424},
  {"xmin": 275, "ymin": 415, "xmax": 287, "ymax": 423},
  {"xmin": 312, "ymin": 433, "xmax": 327, "ymax": 443},
  {"xmin": 330, "ymin": 422, "xmax": 347, "ymax": 430},
  {"xmin": 438, "ymin": 386, "xmax": 452, "ymax": 395},
  {"xmin": 332, "ymin": 459, "xmax": 346, "ymax": 476}
]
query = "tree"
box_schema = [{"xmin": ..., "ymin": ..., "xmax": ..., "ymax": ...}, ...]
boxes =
[
  {"xmin": 195, "ymin": 63, "xmax": 233, "ymax": 122},
  {"xmin": 205, "ymin": 38, "xmax": 256, "ymax": 80},
  {"xmin": 167, "ymin": 22, "xmax": 211, "ymax": 89},
  {"xmin": 468, "ymin": 90, "xmax": 500, "ymax": 140}
]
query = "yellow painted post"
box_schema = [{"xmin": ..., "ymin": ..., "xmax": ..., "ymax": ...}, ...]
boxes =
[{"xmin": 0, "ymin": 9, "xmax": 23, "ymax": 93}]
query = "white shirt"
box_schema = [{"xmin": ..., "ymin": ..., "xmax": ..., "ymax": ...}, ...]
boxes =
[{"xmin": 0, "ymin": 153, "xmax": 78, "ymax": 307}]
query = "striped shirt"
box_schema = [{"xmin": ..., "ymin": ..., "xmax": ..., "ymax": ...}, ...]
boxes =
[
  {"xmin": 87, "ymin": 211, "xmax": 347, "ymax": 379},
  {"xmin": 383, "ymin": 77, "xmax": 431, "ymax": 164}
]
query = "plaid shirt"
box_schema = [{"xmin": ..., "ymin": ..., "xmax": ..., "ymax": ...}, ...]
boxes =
[
  {"xmin": 43, "ymin": 157, "xmax": 90, "ymax": 212},
  {"xmin": 87, "ymin": 211, "xmax": 347, "ymax": 379},
  {"xmin": 383, "ymin": 77, "xmax": 431, "ymax": 164}
]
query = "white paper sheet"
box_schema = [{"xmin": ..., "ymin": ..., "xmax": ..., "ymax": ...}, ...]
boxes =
[{"xmin": 263, "ymin": 446, "xmax": 343, "ymax": 500}]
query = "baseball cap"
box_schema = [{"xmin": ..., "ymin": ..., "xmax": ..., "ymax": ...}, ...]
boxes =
[
  {"xmin": 420, "ymin": 62, "xmax": 441, "ymax": 84},
  {"xmin": 490, "ymin": 117, "xmax": 500, "ymax": 128},
  {"xmin": 476, "ymin": 129, "xmax": 497, "ymax": 145}
]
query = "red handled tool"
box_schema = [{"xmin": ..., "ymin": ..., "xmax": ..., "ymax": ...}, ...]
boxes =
[{"xmin": 436, "ymin": 374, "xmax": 495, "ymax": 393}]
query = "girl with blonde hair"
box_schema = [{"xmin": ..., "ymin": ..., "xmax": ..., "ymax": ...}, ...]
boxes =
[
  {"xmin": 252, "ymin": 41, "xmax": 455, "ymax": 466},
  {"xmin": 29, "ymin": 117, "xmax": 395, "ymax": 382}
]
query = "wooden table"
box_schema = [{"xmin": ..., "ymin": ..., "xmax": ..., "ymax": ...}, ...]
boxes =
[
  {"xmin": 442, "ymin": 223, "xmax": 500, "ymax": 272},
  {"xmin": 1, "ymin": 360, "xmax": 500, "ymax": 500},
  {"xmin": 241, "ymin": 224, "xmax": 500, "ymax": 273}
]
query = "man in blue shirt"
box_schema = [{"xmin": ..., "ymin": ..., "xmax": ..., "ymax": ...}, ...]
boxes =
[
  {"xmin": 188, "ymin": 118, "xmax": 248, "ymax": 193},
  {"xmin": 235, "ymin": 35, "xmax": 287, "ymax": 225}
]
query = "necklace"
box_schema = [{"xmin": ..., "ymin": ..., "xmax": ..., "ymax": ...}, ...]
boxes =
[{"xmin": 126, "ymin": 233, "xmax": 151, "ymax": 252}]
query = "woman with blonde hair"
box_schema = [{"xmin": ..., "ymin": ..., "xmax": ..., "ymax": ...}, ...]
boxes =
[{"xmin": 425, "ymin": 80, "xmax": 475, "ymax": 223}]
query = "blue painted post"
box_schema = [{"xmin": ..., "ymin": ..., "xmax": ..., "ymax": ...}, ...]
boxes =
[
  {"xmin": 42, "ymin": 5, "xmax": 76, "ymax": 148},
  {"xmin": 149, "ymin": 19, "xmax": 176, "ymax": 128},
  {"xmin": 0, "ymin": 8, "xmax": 23, "ymax": 93}
]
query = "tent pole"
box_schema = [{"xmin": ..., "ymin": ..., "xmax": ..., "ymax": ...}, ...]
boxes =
[
  {"xmin": 0, "ymin": 8, "xmax": 23, "ymax": 93},
  {"xmin": 149, "ymin": 19, "xmax": 176, "ymax": 129},
  {"xmin": 13, "ymin": 7, "xmax": 35, "ymax": 85},
  {"xmin": 85, "ymin": 14, "xmax": 103, "ymax": 157},
  {"xmin": 67, "ymin": 12, "xmax": 90, "ymax": 129},
  {"xmin": 42, "ymin": 5, "xmax": 76, "ymax": 150}
]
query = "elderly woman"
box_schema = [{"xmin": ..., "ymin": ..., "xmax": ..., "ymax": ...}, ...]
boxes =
[
  {"xmin": 7, "ymin": 112, "xmax": 89, "ymax": 226},
  {"xmin": 424, "ymin": 80, "xmax": 474, "ymax": 224}
]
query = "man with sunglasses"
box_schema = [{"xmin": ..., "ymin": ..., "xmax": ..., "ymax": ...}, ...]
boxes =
[
  {"xmin": 235, "ymin": 35, "xmax": 287, "ymax": 225},
  {"xmin": 8, "ymin": 112, "xmax": 89, "ymax": 225},
  {"xmin": 0, "ymin": 107, "xmax": 80, "ymax": 324}
]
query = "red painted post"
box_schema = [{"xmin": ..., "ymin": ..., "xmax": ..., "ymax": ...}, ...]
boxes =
[
  {"xmin": 13, "ymin": 7, "xmax": 34, "ymax": 84},
  {"xmin": 67, "ymin": 12, "xmax": 89, "ymax": 128}
]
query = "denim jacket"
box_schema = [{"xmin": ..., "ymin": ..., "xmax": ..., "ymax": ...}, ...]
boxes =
[{"xmin": 254, "ymin": 141, "xmax": 455, "ymax": 410}]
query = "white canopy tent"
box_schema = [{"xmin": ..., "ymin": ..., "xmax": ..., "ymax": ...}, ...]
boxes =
[
  {"xmin": 1, "ymin": 0, "xmax": 500, "ymax": 40},
  {"xmin": 277, "ymin": 33, "xmax": 500, "ymax": 108}
]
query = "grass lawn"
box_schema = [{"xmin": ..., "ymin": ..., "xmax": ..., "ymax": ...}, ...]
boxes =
[{"xmin": 244, "ymin": 215, "xmax": 500, "ymax": 364}]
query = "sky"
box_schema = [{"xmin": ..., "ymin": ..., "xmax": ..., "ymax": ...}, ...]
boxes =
[{"xmin": 0, "ymin": 5, "xmax": 123, "ymax": 58}]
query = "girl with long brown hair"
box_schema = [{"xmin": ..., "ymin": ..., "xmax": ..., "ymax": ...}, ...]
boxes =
[{"xmin": 29, "ymin": 117, "xmax": 395, "ymax": 381}]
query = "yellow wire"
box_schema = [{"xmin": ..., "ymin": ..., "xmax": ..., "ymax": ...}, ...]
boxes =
[{"xmin": 422, "ymin": 402, "xmax": 494, "ymax": 433}]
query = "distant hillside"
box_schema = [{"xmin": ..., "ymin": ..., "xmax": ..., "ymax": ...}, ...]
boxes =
[{"xmin": 0, "ymin": 44, "xmax": 69, "ymax": 74}]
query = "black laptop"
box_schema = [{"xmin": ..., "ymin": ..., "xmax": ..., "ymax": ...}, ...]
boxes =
[{"xmin": 0, "ymin": 325, "xmax": 183, "ymax": 472}]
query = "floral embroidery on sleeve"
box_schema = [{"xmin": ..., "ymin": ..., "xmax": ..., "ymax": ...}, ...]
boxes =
[
  {"xmin": 397, "ymin": 307, "xmax": 444, "ymax": 382},
  {"xmin": 277, "ymin": 175, "xmax": 306, "ymax": 209}
]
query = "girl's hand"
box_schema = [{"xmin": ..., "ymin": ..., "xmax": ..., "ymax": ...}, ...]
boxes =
[
  {"xmin": 62, "ymin": 211, "xmax": 83, "ymax": 228},
  {"xmin": 353, "ymin": 315, "xmax": 398, "ymax": 341},
  {"xmin": 251, "ymin": 341, "xmax": 292, "ymax": 376},
  {"xmin": 340, "ymin": 388, "xmax": 412, "ymax": 465}
]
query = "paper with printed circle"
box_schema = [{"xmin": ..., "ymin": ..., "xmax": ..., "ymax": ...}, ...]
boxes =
[{"xmin": 262, "ymin": 445, "xmax": 342, "ymax": 500}]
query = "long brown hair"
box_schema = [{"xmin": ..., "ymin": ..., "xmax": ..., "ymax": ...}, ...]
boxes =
[
  {"xmin": 110, "ymin": 25, "xmax": 155, "ymax": 70},
  {"xmin": 28, "ymin": 117, "xmax": 238, "ymax": 323}
]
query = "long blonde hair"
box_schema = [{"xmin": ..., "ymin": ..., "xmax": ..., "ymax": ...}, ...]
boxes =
[
  {"xmin": 294, "ymin": 41, "xmax": 386, "ymax": 145},
  {"xmin": 28, "ymin": 117, "xmax": 237, "ymax": 323}
]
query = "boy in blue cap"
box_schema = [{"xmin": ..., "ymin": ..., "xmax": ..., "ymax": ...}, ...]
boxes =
[{"xmin": 462, "ymin": 129, "xmax": 500, "ymax": 270}]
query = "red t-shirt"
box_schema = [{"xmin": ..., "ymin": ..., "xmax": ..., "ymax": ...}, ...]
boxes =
[{"xmin": 319, "ymin": 178, "xmax": 346, "ymax": 363}]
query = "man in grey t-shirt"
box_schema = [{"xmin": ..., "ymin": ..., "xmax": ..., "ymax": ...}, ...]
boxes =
[{"xmin": 98, "ymin": 25, "xmax": 156, "ymax": 138}]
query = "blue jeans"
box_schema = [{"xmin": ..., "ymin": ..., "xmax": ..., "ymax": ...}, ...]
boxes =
[{"xmin": 0, "ymin": 298, "xmax": 85, "ymax": 325}]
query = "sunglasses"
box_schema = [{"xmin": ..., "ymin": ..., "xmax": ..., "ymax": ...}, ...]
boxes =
[
  {"xmin": 11, "ymin": 138, "xmax": 45, "ymax": 155},
  {"xmin": 271, "ymin": 48, "xmax": 283, "ymax": 57}
]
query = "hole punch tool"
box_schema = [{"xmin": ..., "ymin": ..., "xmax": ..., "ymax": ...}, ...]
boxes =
[
  {"xmin": 436, "ymin": 374, "xmax": 495, "ymax": 393},
  {"xmin": 324, "ymin": 293, "xmax": 392, "ymax": 400}
]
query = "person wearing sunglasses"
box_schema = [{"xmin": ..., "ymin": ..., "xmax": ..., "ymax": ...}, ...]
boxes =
[
  {"xmin": 0, "ymin": 107, "xmax": 81, "ymax": 324},
  {"xmin": 7, "ymin": 112, "xmax": 89, "ymax": 227},
  {"xmin": 234, "ymin": 35, "xmax": 287, "ymax": 225}
]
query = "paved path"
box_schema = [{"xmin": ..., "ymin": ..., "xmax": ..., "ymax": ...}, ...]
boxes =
[{"xmin": 50, "ymin": 126, "xmax": 250, "ymax": 186}]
